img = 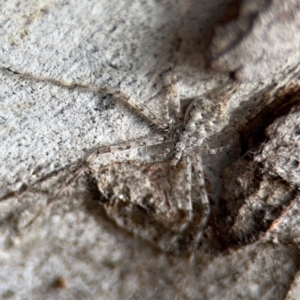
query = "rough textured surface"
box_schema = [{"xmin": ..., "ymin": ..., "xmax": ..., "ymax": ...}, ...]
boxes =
[
  {"xmin": 1, "ymin": 0, "xmax": 300, "ymax": 299},
  {"xmin": 209, "ymin": 0, "xmax": 300, "ymax": 81}
]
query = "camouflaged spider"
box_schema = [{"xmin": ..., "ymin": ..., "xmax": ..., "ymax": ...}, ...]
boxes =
[
  {"xmin": 2, "ymin": 66, "xmax": 229, "ymax": 255},
  {"xmin": 76, "ymin": 73, "xmax": 230, "ymax": 255}
]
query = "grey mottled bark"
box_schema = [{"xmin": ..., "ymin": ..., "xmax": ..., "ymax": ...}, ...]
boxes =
[{"xmin": 0, "ymin": 0, "xmax": 300, "ymax": 299}]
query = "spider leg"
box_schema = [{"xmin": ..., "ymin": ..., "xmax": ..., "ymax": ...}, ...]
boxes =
[
  {"xmin": 0, "ymin": 66, "xmax": 170, "ymax": 130},
  {"xmin": 166, "ymin": 153, "xmax": 193, "ymax": 252},
  {"xmin": 71, "ymin": 134, "xmax": 170, "ymax": 183},
  {"xmin": 169, "ymin": 150, "xmax": 210, "ymax": 254},
  {"xmin": 175, "ymin": 149, "xmax": 211, "ymax": 295},
  {"xmin": 178, "ymin": 153, "xmax": 193, "ymax": 222},
  {"xmin": 24, "ymin": 135, "xmax": 170, "ymax": 227},
  {"xmin": 190, "ymin": 150, "xmax": 210, "ymax": 260},
  {"xmin": 117, "ymin": 92, "xmax": 169, "ymax": 129},
  {"xmin": 165, "ymin": 66, "xmax": 180, "ymax": 121}
]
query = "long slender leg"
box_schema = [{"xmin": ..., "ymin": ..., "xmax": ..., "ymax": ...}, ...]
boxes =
[
  {"xmin": 169, "ymin": 150, "xmax": 210, "ymax": 255},
  {"xmin": 175, "ymin": 150, "xmax": 211, "ymax": 297},
  {"xmin": 178, "ymin": 154, "xmax": 193, "ymax": 227},
  {"xmin": 80, "ymin": 134, "xmax": 170, "ymax": 181},
  {"xmin": 164, "ymin": 37, "xmax": 182, "ymax": 123},
  {"xmin": 1, "ymin": 66, "xmax": 169, "ymax": 129},
  {"xmin": 190, "ymin": 150, "xmax": 210, "ymax": 257},
  {"xmin": 163, "ymin": 153, "xmax": 193, "ymax": 253},
  {"xmin": 24, "ymin": 135, "xmax": 170, "ymax": 227},
  {"xmin": 163, "ymin": 71, "xmax": 181, "ymax": 127}
]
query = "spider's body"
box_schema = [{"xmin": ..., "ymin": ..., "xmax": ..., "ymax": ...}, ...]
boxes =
[
  {"xmin": 87, "ymin": 91, "xmax": 230, "ymax": 254},
  {"xmin": 2, "ymin": 66, "xmax": 232, "ymax": 254}
]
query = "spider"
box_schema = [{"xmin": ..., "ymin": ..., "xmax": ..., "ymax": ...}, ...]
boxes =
[
  {"xmin": 87, "ymin": 88, "xmax": 230, "ymax": 255},
  {"xmin": 2, "ymin": 66, "xmax": 232, "ymax": 255}
]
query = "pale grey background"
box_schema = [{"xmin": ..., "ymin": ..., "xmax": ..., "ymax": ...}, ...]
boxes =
[{"xmin": 1, "ymin": 0, "xmax": 300, "ymax": 299}]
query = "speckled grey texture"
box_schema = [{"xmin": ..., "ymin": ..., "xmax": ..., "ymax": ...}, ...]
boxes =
[
  {"xmin": 0, "ymin": 0, "xmax": 230, "ymax": 196},
  {"xmin": 1, "ymin": 0, "xmax": 300, "ymax": 299}
]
